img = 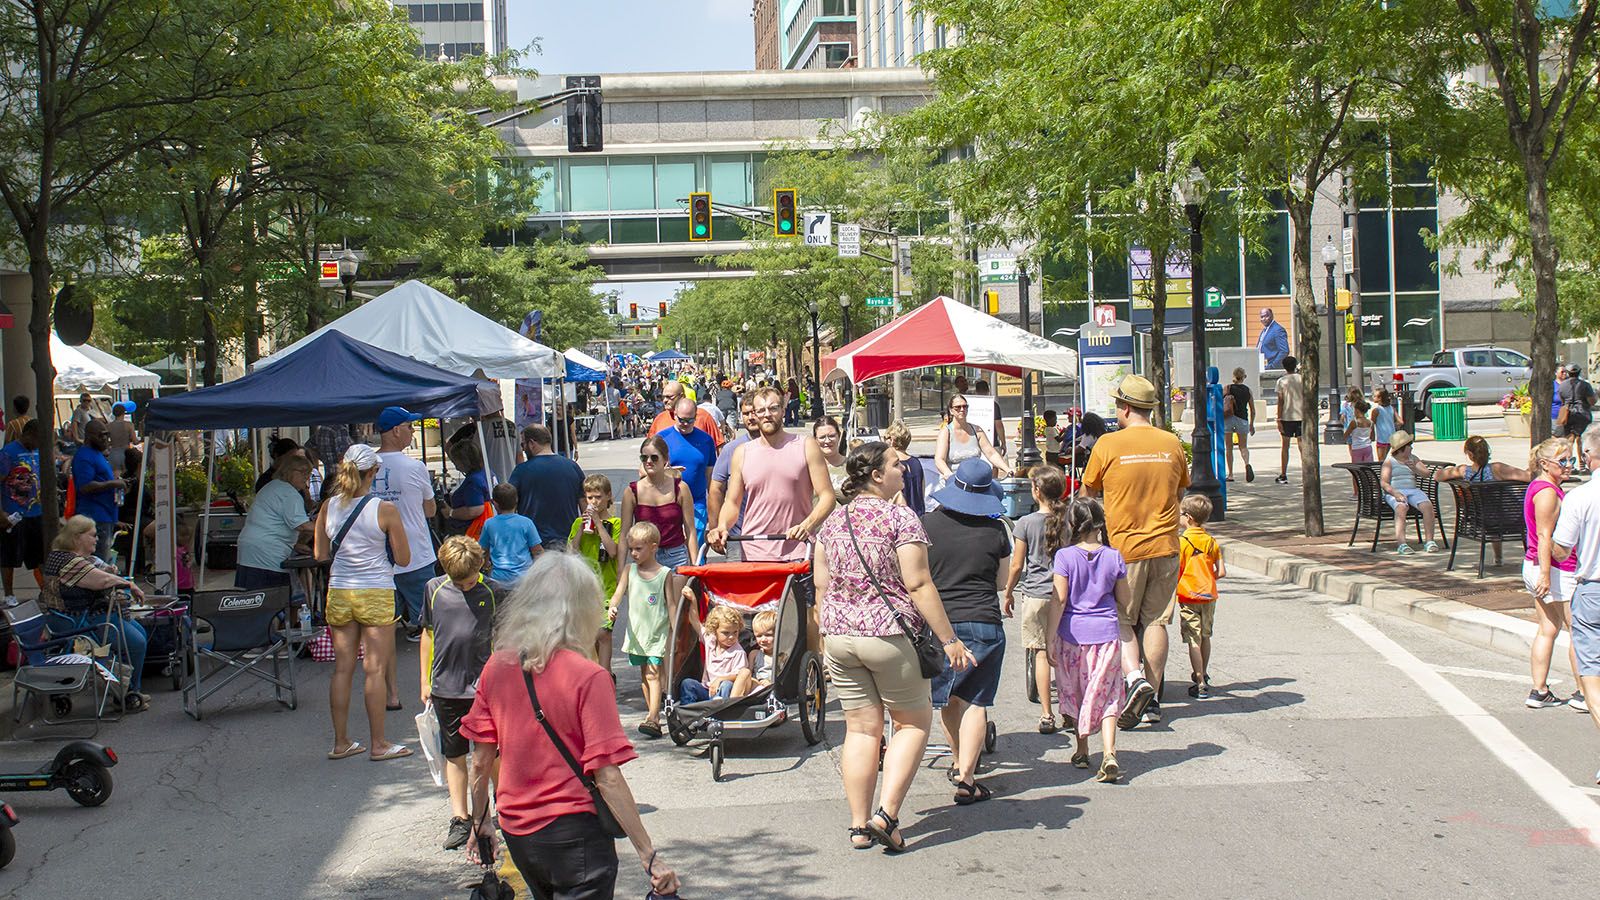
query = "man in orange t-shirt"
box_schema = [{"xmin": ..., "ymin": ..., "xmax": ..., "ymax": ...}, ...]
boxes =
[
  {"xmin": 1081, "ymin": 374, "xmax": 1189, "ymax": 726},
  {"xmin": 649, "ymin": 380, "xmax": 723, "ymax": 449}
]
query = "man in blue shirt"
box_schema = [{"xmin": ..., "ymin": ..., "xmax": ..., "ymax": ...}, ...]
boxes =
[
  {"xmin": 660, "ymin": 397, "xmax": 717, "ymax": 534},
  {"xmin": 72, "ymin": 419, "xmax": 125, "ymax": 563},
  {"xmin": 508, "ymin": 424, "xmax": 584, "ymax": 551},
  {"xmin": 0, "ymin": 420, "xmax": 43, "ymax": 602},
  {"xmin": 1256, "ymin": 308, "xmax": 1290, "ymax": 370}
]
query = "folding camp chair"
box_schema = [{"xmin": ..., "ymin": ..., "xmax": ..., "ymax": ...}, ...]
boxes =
[
  {"xmin": 3, "ymin": 601, "xmax": 123, "ymax": 738},
  {"xmin": 180, "ymin": 587, "xmax": 297, "ymax": 720}
]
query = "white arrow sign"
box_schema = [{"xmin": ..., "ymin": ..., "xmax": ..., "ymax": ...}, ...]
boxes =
[
  {"xmin": 804, "ymin": 212, "xmax": 832, "ymax": 246},
  {"xmin": 837, "ymin": 223, "xmax": 860, "ymax": 257}
]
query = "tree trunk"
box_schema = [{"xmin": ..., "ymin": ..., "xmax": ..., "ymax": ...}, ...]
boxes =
[
  {"xmin": 1151, "ymin": 248, "xmax": 1169, "ymax": 428},
  {"xmin": 27, "ymin": 242, "xmax": 60, "ymax": 544},
  {"xmin": 199, "ymin": 270, "xmax": 220, "ymax": 386},
  {"xmin": 1524, "ymin": 154, "xmax": 1558, "ymax": 448},
  {"xmin": 1289, "ymin": 202, "xmax": 1326, "ymax": 536}
]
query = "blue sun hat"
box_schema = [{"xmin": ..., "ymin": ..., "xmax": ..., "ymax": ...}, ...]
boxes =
[{"xmin": 930, "ymin": 457, "xmax": 1005, "ymax": 517}]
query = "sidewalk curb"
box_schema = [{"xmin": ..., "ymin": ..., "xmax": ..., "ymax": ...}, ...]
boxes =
[{"xmin": 1219, "ymin": 536, "xmax": 1563, "ymax": 660}]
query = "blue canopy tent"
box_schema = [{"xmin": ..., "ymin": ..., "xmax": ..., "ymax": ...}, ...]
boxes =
[
  {"xmin": 563, "ymin": 347, "xmax": 608, "ymax": 382},
  {"xmin": 141, "ymin": 331, "xmax": 502, "ymax": 581},
  {"xmin": 646, "ymin": 348, "xmax": 691, "ymax": 361}
]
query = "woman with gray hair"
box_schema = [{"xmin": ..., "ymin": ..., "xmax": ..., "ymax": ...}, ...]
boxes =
[{"xmin": 462, "ymin": 552, "xmax": 679, "ymax": 898}]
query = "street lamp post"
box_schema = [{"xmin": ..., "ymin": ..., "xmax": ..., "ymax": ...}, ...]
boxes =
[
  {"xmin": 741, "ymin": 322, "xmax": 750, "ymax": 378},
  {"xmin": 336, "ymin": 247, "xmax": 358, "ymax": 309},
  {"xmin": 1015, "ymin": 271, "xmax": 1043, "ymax": 472},
  {"xmin": 1176, "ymin": 168, "xmax": 1223, "ymax": 520},
  {"xmin": 1321, "ymin": 237, "xmax": 1344, "ymax": 445},
  {"xmin": 838, "ymin": 293, "xmax": 852, "ymax": 344}
]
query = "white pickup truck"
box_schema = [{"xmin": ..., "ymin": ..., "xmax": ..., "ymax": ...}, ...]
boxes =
[{"xmin": 1371, "ymin": 346, "xmax": 1531, "ymax": 420}]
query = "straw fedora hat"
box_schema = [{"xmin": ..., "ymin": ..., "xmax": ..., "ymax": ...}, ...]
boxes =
[
  {"xmin": 1113, "ymin": 375, "xmax": 1158, "ymax": 410},
  {"xmin": 1389, "ymin": 430, "xmax": 1415, "ymax": 453}
]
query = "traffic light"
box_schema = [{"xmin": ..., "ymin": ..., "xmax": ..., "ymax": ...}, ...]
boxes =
[
  {"xmin": 629, "ymin": 302, "xmax": 638, "ymax": 319},
  {"xmin": 658, "ymin": 301, "xmax": 668, "ymax": 318},
  {"xmin": 773, "ymin": 189, "xmax": 797, "ymax": 237},
  {"xmin": 689, "ymin": 192, "xmax": 712, "ymax": 241},
  {"xmin": 985, "ymin": 290, "xmax": 1000, "ymax": 315}
]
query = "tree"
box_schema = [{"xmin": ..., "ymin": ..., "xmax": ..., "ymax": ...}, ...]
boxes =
[{"xmin": 1420, "ymin": 0, "xmax": 1600, "ymax": 444}]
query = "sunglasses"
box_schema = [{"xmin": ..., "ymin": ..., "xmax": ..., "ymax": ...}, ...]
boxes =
[
  {"xmin": 676, "ymin": 416, "xmax": 696, "ymax": 425},
  {"xmin": 640, "ymin": 453, "xmax": 662, "ymax": 462},
  {"xmin": 950, "ymin": 404, "xmax": 968, "ymax": 410}
]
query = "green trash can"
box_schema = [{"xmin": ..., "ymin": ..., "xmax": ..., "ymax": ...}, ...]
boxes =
[{"xmin": 1430, "ymin": 387, "xmax": 1469, "ymax": 441}]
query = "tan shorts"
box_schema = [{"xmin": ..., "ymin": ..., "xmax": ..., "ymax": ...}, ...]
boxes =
[
  {"xmin": 824, "ymin": 633, "xmax": 930, "ymax": 712},
  {"xmin": 326, "ymin": 588, "xmax": 398, "ymax": 628},
  {"xmin": 1120, "ymin": 555, "xmax": 1180, "ymax": 629},
  {"xmin": 1179, "ymin": 601, "xmax": 1215, "ymax": 644},
  {"xmin": 1019, "ymin": 594, "xmax": 1054, "ymax": 650}
]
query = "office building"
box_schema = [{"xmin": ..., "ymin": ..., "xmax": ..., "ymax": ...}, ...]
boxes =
[
  {"xmin": 393, "ymin": 1, "xmax": 508, "ymax": 60},
  {"xmin": 755, "ymin": 0, "xmax": 782, "ymax": 69},
  {"xmin": 776, "ymin": 0, "xmax": 858, "ymax": 70},
  {"xmin": 857, "ymin": 0, "xmax": 950, "ymax": 68}
]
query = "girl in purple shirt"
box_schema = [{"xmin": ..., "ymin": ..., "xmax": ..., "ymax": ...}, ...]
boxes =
[{"xmin": 1050, "ymin": 498, "xmax": 1130, "ymax": 783}]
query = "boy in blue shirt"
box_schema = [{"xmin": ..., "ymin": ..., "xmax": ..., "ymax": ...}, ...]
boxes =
[{"xmin": 476, "ymin": 482, "xmax": 540, "ymax": 587}]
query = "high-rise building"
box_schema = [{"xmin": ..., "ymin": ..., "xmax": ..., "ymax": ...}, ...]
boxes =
[
  {"xmin": 778, "ymin": 0, "xmax": 857, "ymax": 70},
  {"xmin": 755, "ymin": 0, "xmax": 782, "ymax": 69},
  {"xmin": 857, "ymin": 0, "xmax": 952, "ymax": 68},
  {"xmin": 393, "ymin": 1, "xmax": 508, "ymax": 60}
]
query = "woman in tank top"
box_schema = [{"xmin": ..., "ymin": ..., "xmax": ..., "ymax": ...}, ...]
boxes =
[
  {"xmin": 314, "ymin": 444, "xmax": 413, "ymax": 762},
  {"xmin": 1522, "ymin": 438, "xmax": 1585, "ymax": 710},
  {"xmin": 1437, "ymin": 435, "xmax": 1531, "ymax": 566},
  {"xmin": 934, "ymin": 394, "xmax": 1010, "ymax": 487},
  {"xmin": 621, "ymin": 434, "xmax": 697, "ymax": 569}
]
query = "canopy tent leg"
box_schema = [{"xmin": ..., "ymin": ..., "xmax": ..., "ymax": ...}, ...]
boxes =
[
  {"xmin": 476, "ymin": 420, "xmax": 496, "ymax": 488},
  {"xmin": 198, "ymin": 432, "xmax": 215, "ymax": 588}
]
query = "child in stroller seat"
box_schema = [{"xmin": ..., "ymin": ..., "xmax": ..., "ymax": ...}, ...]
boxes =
[
  {"xmin": 749, "ymin": 611, "xmax": 776, "ymax": 687},
  {"xmin": 679, "ymin": 605, "xmax": 751, "ymax": 703}
]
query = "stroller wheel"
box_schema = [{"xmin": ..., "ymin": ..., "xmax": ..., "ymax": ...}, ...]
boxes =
[
  {"xmin": 798, "ymin": 652, "xmax": 826, "ymax": 746},
  {"xmin": 51, "ymin": 696, "xmax": 72, "ymax": 719},
  {"xmin": 709, "ymin": 741, "xmax": 725, "ymax": 783}
]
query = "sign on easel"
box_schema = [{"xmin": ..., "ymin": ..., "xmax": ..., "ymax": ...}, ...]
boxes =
[{"xmin": 149, "ymin": 438, "xmax": 176, "ymax": 589}]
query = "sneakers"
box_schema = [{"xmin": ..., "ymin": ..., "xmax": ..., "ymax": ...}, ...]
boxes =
[
  {"xmin": 444, "ymin": 816, "xmax": 472, "ymax": 850},
  {"xmin": 1187, "ymin": 682, "xmax": 1211, "ymax": 700},
  {"xmin": 1526, "ymin": 688, "xmax": 1565, "ymax": 708},
  {"xmin": 1395, "ymin": 544, "xmax": 1415, "ymax": 555},
  {"xmin": 405, "ymin": 624, "xmax": 423, "ymax": 643},
  {"xmin": 1119, "ymin": 677, "xmax": 1156, "ymax": 729},
  {"xmin": 1571, "ymin": 691, "xmax": 1589, "ymax": 713},
  {"xmin": 1141, "ymin": 700, "xmax": 1162, "ymax": 725},
  {"xmin": 1422, "ymin": 541, "xmax": 1440, "ymax": 553},
  {"xmin": 1274, "ymin": 474, "xmax": 1288, "ymax": 484},
  {"xmin": 1, "ymin": 595, "xmax": 15, "ymax": 608}
]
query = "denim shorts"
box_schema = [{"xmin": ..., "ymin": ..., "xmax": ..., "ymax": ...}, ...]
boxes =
[
  {"xmin": 1571, "ymin": 582, "xmax": 1600, "ymax": 677},
  {"xmin": 1384, "ymin": 488, "xmax": 1428, "ymax": 511},
  {"xmin": 393, "ymin": 565, "xmax": 437, "ymax": 622},
  {"xmin": 931, "ymin": 621, "xmax": 1006, "ymax": 708},
  {"xmin": 656, "ymin": 543, "xmax": 690, "ymax": 568}
]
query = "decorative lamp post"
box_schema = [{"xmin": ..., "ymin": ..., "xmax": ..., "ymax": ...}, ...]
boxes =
[
  {"xmin": 1015, "ymin": 270, "xmax": 1043, "ymax": 472},
  {"xmin": 336, "ymin": 248, "xmax": 358, "ymax": 309},
  {"xmin": 1321, "ymin": 236, "xmax": 1344, "ymax": 445},
  {"xmin": 1174, "ymin": 167, "xmax": 1223, "ymax": 520},
  {"xmin": 808, "ymin": 301, "xmax": 823, "ymax": 417},
  {"xmin": 838, "ymin": 293, "xmax": 852, "ymax": 344},
  {"xmin": 741, "ymin": 322, "xmax": 750, "ymax": 378}
]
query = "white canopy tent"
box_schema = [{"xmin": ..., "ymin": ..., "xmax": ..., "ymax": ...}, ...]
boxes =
[
  {"xmin": 254, "ymin": 280, "xmax": 561, "ymax": 380},
  {"xmin": 51, "ymin": 335, "xmax": 162, "ymax": 393}
]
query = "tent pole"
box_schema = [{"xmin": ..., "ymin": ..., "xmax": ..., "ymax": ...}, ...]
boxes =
[
  {"xmin": 199, "ymin": 431, "xmax": 215, "ymax": 587},
  {"xmin": 476, "ymin": 420, "xmax": 496, "ymax": 488},
  {"xmin": 126, "ymin": 444, "xmax": 150, "ymax": 580}
]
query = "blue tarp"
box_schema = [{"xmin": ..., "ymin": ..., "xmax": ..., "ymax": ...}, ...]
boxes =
[{"xmin": 145, "ymin": 331, "xmax": 500, "ymax": 430}]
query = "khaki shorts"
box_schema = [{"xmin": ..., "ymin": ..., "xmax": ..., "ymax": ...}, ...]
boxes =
[
  {"xmin": 1120, "ymin": 555, "xmax": 1180, "ymax": 629},
  {"xmin": 1179, "ymin": 601, "xmax": 1215, "ymax": 644},
  {"xmin": 1019, "ymin": 594, "xmax": 1054, "ymax": 650},
  {"xmin": 326, "ymin": 588, "xmax": 399, "ymax": 628},
  {"xmin": 824, "ymin": 633, "xmax": 930, "ymax": 712}
]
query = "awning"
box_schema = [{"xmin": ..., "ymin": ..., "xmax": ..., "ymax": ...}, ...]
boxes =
[{"xmin": 51, "ymin": 335, "xmax": 162, "ymax": 392}]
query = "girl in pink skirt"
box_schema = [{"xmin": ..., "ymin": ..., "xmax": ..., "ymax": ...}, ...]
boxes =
[{"xmin": 1049, "ymin": 497, "xmax": 1128, "ymax": 782}]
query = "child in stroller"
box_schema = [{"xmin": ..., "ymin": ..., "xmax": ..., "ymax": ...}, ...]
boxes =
[{"xmin": 678, "ymin": 606, "xmax": 750, "ymax": 703}]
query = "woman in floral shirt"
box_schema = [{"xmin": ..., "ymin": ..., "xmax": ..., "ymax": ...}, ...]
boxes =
[{"xmin": 813, "ymin": 442, "xmax": 974, "ymax": 853}]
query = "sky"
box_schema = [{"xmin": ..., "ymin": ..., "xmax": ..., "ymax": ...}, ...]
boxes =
[{"xmin": 505, "ymin": 1, "xmax": 757, "ymax": 309}]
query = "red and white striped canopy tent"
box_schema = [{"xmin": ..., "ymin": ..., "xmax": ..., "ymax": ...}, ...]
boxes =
[{"xmin": 821, "ymin": 296, "xmax": 1077, "ymax": 384}]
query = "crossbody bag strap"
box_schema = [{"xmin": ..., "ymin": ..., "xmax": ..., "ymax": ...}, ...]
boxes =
[
  {"xmin": 522, "ymin": 666, "xmax": 595, "ymax": 791},
  {"xmin": 842, "ymin": 504, "xmax": 918, "ymax": 638},
  {"xmin": 330, "ymin": 494, "xmax": 378, "ymax": 558}
]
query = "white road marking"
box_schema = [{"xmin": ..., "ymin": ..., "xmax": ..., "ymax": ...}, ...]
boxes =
[
  {"xmin": 1335, "ymin": 612, "xmax": 1600, "ymax": 853},
  {"xmin": 1430, "ymin": 664, "xmax": 1545, "ymax": 685}
]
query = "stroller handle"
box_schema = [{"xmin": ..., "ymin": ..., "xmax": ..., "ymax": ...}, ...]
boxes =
[{"xmin": 723, "ymin": 534, "xmax": 799, "ymax": 543}]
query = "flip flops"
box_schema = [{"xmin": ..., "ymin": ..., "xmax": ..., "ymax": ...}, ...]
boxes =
[
  {"xmin": 327, "ymin": 741, "xmax": 366, "ymax": 760},
  {"xmin": 370, "ymin": 743, "xmax": 412, "ymax": 761}
]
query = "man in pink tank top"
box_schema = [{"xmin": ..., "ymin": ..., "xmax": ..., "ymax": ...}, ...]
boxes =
[{"xmin": 709, "ymin": 386, "xmax": 834, "ymax": 650}]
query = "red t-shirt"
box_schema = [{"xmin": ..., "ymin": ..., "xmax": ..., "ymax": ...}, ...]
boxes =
[{"xmin": 459, "ymin": 648, "xmax": 637, "ymax": 836}]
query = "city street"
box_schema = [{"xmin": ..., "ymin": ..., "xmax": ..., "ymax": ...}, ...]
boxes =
[{"xmin": 3, "ymin": 425, "xmax": 1596, "ymax": 897}]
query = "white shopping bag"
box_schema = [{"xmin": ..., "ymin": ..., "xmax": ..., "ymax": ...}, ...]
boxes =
[{"xmin": 415, "ymin": 701, "xmax": 446, "ymax": 787}]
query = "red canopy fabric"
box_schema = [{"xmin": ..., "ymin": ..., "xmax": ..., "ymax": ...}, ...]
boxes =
[{"xmin": 822, "ymin": 296, "xmax": 1077, "ymax": 384}]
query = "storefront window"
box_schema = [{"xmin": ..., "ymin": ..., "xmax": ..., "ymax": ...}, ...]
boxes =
[
  {"xmin": 1244, "ymin": 212, "xmax": 1289, "ymax": 296},
  {"xmin": 1357, "ymin": 295, "xmax": 1393, "ymax": 369},
  {"xmin": 1393, "ymin": 293, "xmax": 1442, "ymax": 366}
]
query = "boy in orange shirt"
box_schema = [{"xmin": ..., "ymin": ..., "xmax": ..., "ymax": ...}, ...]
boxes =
[{"xmin": 1176, "ymin": 495, "xmax": 1225, "ymax": 699}]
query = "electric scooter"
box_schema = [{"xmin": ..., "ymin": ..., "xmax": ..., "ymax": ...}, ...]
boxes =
[{"xmin": 0, "ymin": 741, "xmax": 117, "ymax": 808}]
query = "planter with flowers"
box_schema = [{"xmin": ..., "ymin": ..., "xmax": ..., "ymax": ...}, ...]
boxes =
[
  {"xmin": 1499, "ymin": 384, "xmax": 1532, "ymax": 437},
  {"xmin": 1170, "ymin": 387, "xmax": 1189, "ymax": 423}
]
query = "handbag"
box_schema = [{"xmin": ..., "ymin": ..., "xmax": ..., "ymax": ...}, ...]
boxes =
[
  {"xmin": 465, "ymin": 805, "xmax": 514, "ymax": 900},
  {"xmin": 841, "ymin": 504, "xmax": 946, "ymax": 679},
  {"xmin": 522, "ymin": 666, "xmax": 628, "ymax": 839}
]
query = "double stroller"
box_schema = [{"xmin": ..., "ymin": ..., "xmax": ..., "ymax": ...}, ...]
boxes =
[{"xmin": 662, "ymin": 537, "xmax": 826, "ymax": 781}]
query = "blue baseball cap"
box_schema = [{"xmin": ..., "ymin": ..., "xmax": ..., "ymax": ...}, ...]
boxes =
[{"xmin": 375, "ymin": 406, "xmax": 424, "ymax": 433}]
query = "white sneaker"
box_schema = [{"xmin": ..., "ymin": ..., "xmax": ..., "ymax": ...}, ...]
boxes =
[
  {"xmin": 1570, "ymin": 691, "xmax": 1589, "ymax": 714},
  {"xmin": 1, "ymin": 595, "xmax": 15, "ymax": 608}
]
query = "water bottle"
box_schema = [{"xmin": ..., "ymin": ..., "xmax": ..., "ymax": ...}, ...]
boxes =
[{"xmin": 298, "ymin": 605, "xmax": 311, "ymax": 632}]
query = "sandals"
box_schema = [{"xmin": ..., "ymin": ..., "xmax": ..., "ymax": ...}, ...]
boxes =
[
  {"xmin": 848, "ymin": 826, "xmax": 876, "ymax": 850},
  {"xmin": 867, "ymin": 807, "xmax": 907, "ymax": 853},
  {"xmin": 327, "ymin": 741, "xmax": 366, "ymax": 760},
  {"xmin": 638, "ymin": 721, "xmax": 663, "ymax": 739},
  {"xmin": 1071, "ymin": 752, "xmax": 1090, "ymax": 769},
  {"xmin": 1096, "ymin": 754, "xmax": 1121, "ymax": 783},
  {"xmin": 370, "ymin": 743, "xmax": 413, "ymax": 761},
  {"xmin": 954, "ymin": 780, "xmax": 993, "ymax": 805},
  {"xmin": 1038, "ymin": 716, "xmax": 1059, "ymax": 734},
  {"xmin": 946, "ymin": 765, "xmax": 960, "ymax": 784}
]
